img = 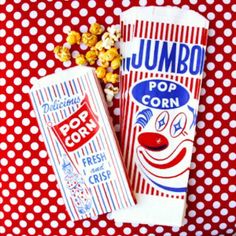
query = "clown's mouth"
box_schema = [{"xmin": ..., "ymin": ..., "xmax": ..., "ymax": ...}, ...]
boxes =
[{"xmin": 138, "ymin": 132, "xmax": 169, "ymax": 151}]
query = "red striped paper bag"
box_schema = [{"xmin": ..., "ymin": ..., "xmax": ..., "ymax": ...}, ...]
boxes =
[
  {"xmin": 113, "ymin": 7, "xmax": 209, "ymax": 226},
  {"xmin": 29, "ymin": 66, "xmax": 136, "ymax": 221}
]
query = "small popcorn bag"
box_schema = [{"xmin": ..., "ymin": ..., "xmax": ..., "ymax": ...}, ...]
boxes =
[
  {"xmin": 29, "ymin": 66, "xmax": 136, "ymax": 221},
  {"xmin": 112, "ymin": 7, "xmax": 209, "ymax": 226}
]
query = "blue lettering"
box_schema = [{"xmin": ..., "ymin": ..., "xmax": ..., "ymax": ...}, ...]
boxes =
[
  {"xmin": 131, "ymin": 39, "xmax": 144, "ymax": 69},
  {"xmin": 190, "ymin": 45, "xmax": 202, "ymax": 75},
  {"xmin": 42, "ymin": 104, "xmax": 49, "ymax": 113},
  {"xmin": 177, "ymin": 44, "xmax": 190, "ymax": 74},
  {"xmin": 145, "ymin": 40, "xmax": 159, "ymax": 70},
  {"xmin": 158, "ymin": 42, "xmax": 176, "ymax": 73}
]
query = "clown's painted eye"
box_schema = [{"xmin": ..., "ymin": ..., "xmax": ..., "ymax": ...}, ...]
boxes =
[
  {"xmin": 170, "ymin": 112, "xmax": 187, "ymax": 138},
  {"xmin": 155, "ymin": 111, "xmax": 169, "ymax": 132}
]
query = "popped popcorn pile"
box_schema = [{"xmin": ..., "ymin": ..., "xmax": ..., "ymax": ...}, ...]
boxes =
[{"xmin": 54, "ymin": 23, "xmax": 121, "ymax": 86}]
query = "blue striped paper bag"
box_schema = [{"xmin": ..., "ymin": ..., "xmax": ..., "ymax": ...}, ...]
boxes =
[{"xmin": 29, "ymin": 66, "xmax": 136, "ymax": 221}]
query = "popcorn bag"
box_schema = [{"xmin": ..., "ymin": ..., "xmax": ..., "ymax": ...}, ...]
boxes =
[
  {"xmin": 112, "ymin": 7, "xmax": 209, "ymax": 226},
  {"xmin": 29, "ymin": 66, "xmax": 136, "ymax": 221}
]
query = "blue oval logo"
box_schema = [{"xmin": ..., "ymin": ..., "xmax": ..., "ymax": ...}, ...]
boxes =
[{"xmin": 131, "ymin": 79, "xmax": 190, "ymax": 110}]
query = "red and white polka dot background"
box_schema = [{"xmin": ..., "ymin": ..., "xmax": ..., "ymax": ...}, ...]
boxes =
[{"xmin": 0, "ymin": 0, "xmax": 235, "ymax": 235}]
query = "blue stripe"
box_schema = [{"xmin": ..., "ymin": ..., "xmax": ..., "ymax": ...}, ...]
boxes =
[
  {"xmin": 72, "ymin": 79, "xmax": 79, "ymax": 93},
  {"xmin": 105, "ymin": 182, "xmax": 116, "ymax": 210},
  {"xmin": 55, "ymin": 84, "xmax": 67, "ymax": 118},
  {"xmin": 47, "ymin": 87, "xmax": 53, "ymax": 101},
  {"xmin": 31, "ymin": 91, "xmax": 75, "ymax": 220},
  {"xmin": 146, "ymin": 175, "xmax": 187, "ymax": 192},
  {"xmin": 64, "ymin": 81, "xmax": 70, "ymax": 97}
]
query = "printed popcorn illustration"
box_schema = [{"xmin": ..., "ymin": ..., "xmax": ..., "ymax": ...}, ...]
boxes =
[
  {"xmin": 29, "ymin": 66, "xmax": 135, "ymax": 221},
  {"xmin": 62, "ymin": 158, "xmax": 92, "ymax": 214},
  {"xmin": 112, "ymin": 6, "xmax": 209, "ymax": 226}
]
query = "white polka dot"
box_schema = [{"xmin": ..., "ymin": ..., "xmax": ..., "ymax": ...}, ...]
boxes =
[
  {"xmin": 63, "ymin": 9, "xmax": 71, "ymax": 17},
  {"xmin": 6, "ymin": 36, "xmax": 14, "ymax": 45},
  {"xmin": 46, "ymin": 26, "xmax": 54, "ymax": 34},
  {"xmin": 21, "ymin": 3, "xmax": 29, "ymax": 11},
  {"xmin": 21, "ymin": 19, "xmax": 30, "ymax": 28},
  {"xmin": 79, "ymin": 8, "xmax": 88, "ymax": 17},
  {"xmin": 97, "ymin": 8, "xmax": 105, "ymax": 16},
  {"xmin": 122, "ymin": 0, "xmax": 131, "ymax": 7},
  {"xmin": 75, "ymin": 228, "xmax": 83, "ymax": 235},
  {"xmin": 13, "ymin": 11, "xmax": 21, "ymax": 20},
  {"xmin": 71, "ymin": 17, "xmax": 80, "ymax": 25},
  {"xmin": 105, "ymin": 16, "xmax": 114, "ymax": 24},
  {"xmin": 38, "ymin": 18, "xmax": 46, "ymax": 26},
  {"xmin": 38, "ymin": 2, "xmax": 46, "ymax": 10},
  {"xmin": 212, "ymin": 169, "xmax": 221, "ymax": 177},
  {"xmin": 224, "ymin": 28, "xmax": 232, "ymax": 37},
  {"xmin": 29, "ymin": 10, "xmax": 38, "ymax": 19}
]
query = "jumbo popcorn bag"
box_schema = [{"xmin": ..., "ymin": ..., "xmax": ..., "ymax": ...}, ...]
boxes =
[
  {"xmin": 29, "ymin": 66, "xmax": 135, "ymax": 221},
  {"xmin": 112, "ymin": 7, "xmax": 209, "ymax": 226}
]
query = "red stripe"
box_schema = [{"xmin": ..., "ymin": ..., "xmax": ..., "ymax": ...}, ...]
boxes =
[
  {"xmin": 126, "ymin": 103, "xmax": 135, "ymax": 173},
  {"xmin": 195, "ymin": 78, "xmax": 201, "ymax": 99},
  {"xmin": 136, "ymin": 172, "xmax": 141, "ymax": 193},
  {"xmin": 93, "ymin": 186, "xmax": 105, "ymax": 213},
  {"xmin": 160, "ymin": 22, "xmax": 164, "ymax": 40},
  {"xmin": 175, "ymin": 25, "xmax": 179, "ymax": 42},
  {"xmin": 145, "ymin": 21, "xmax": 149, "ymax": 38},
  {"xmin": 155, "ymin": 22, "xmax": 159, "ymax": 39},
  {"xmin": 134, "ymin": 20, "xmax": 138, "ymax": 37},
  {"xmin": 190, "ymin": 27, "xmax": 194, "ymax": 44},
  {"xmin": 146, "ymin": 183, "xmax": 150, "ymax": 193},
  {"xmin": 185, "ymin": 77, "xmax": 189, "ymax": 88},
  {"xmin": 102, "ymin": 183, "xmax": 112, "ymax": 211},
  {"xmin": 123, "ymin": 24, "xmax": 127, "ymax": 42},
  {"xmin": 190, "ymin": 77, "xmax": 194, "ymax": 93},
  {"xmin": 131, "ymin": 165, "xmax": 137, "ymax": 189},
  {"xmin": 121, "ymin": 73, "xmax": 133, "ymax": 162},
  {"xmin": 151, "ymin": 187, "xmax": 155, "ymax": 195},
  {"xmin": 110, "ymin": 181, "xmax": 121, "ymax": 209},
  {"xmin": 140, "ymin": 177, "xmax": 146, "ymax": 194},
  {"xmin": 150, "ymin": 21, "xmax": 154, "ymax": 38},
  {"xmin": 180, "ymin": 25, "xmax": 184, "ymax": 42},
  {"xmin": 185, "ymin": 26, "xmax": 189, "ymax": 43},
  {"xmin": 201, "ymin": 28, "xmax": 208, "ymax": 45},
  {"xmin": 140, "ymin": 20, "xmax": 144, "ymax": 38},
  {"xmin": 128, "ymin": 116, "xmax": 138, "ymax": 188},
  {"xmin": 170, "ymin": 24, "xmax": 174, "ymax": 41},
  {"xmin": 121, "ymin": 21, "xmax": 124, "ymax": 39},
  {"xmin": 165, "ymin": 23, "xmax": 169, "ymax": 41},
  {"xmin": 196, "ymin": 27, "xmax": 200, "ymax": 44},
  {"xmin": 127, "ymin": 24, "xmax": 131, "ymax": 41}
]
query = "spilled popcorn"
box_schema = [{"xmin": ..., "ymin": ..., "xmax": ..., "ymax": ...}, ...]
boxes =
[{"xmin": 54, "ymin": 23, "xmax": 121, "ymax": 103}]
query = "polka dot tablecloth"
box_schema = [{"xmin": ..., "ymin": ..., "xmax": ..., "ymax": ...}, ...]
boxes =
[{"xmin": 0, "ymin": 0, "xmax": 235, "ymax": 235}]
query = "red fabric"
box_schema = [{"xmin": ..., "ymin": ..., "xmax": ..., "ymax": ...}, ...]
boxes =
[{"xmin": 1, "ymin": 0, "xmax": 235, "ymax": 235}]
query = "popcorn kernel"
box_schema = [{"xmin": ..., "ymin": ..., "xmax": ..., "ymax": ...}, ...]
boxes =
[
  {"xmin": 75, "ymin": 54, "xmax": 87, "ymax": 65},
  {"xmin": 111, "ymin": 57, "xmax": 121, "ymax": 70},
  {"xmin": 89, "ymin": 23, "xmax": 104, "ymax": 35},
  {"xmin": 104, "ymin": 72, "xmax": 119, "ymax": 84},
  {"xmin": 66, "ymin": 31, "xmax": 81, "ymax": 45},
  {"xmin": 54, "ymin": 45, "xmax": 71, "ymax": 62},
  {"xmin": 82, "ymin": 33, "xmax": 98, "ymax": 47},
  {"xmin": 95, "ymin": 66, "xmax": 107, "ymax": 79},
  {"xmin": 85, "ymin": 50, "xmax": 98, "ymax": 65}
]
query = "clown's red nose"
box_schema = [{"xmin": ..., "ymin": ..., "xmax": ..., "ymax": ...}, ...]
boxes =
[{"xmin": 138, "ymin": 132, "xmax": 169, "ymax": 151}]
